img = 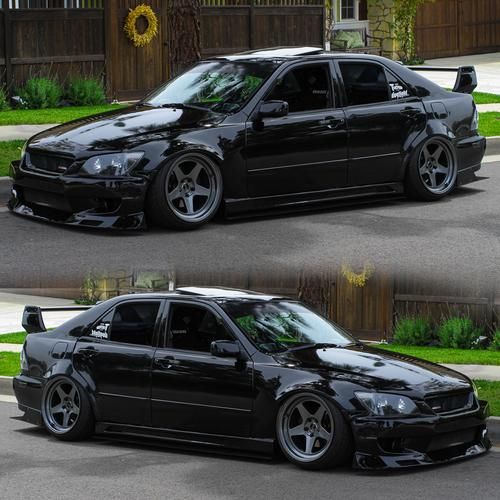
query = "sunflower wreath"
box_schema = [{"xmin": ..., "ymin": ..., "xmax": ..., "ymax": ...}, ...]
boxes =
[
  {"xmin": 124, "ymin": 4, "xmax": 159, "ymax": 48},
  {"xmin": 341, "ymin": 262, "xmax": 375, "ymax": 288}
]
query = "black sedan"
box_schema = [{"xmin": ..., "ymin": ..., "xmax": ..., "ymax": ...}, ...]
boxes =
[
  {"xmin": 14, "ymin": 287, "xmax": 491, "ymax": 470},
  {"xmin": 9, "ymin": 47, "xmax": 485, "ymax": 230}
]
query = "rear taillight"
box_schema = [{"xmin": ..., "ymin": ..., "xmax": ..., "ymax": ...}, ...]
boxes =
[
  {"xmin": 20, "ymin": 347, "xmax": 28, "ymax": 371},
  {"xmin": 472, "ymin": 107, "xmax": 479, "ymax": 131}
]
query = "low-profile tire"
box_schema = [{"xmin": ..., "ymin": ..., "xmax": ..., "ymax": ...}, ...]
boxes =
[
  {"xmin": 41, "ymin": 377, "xmax": 94, "ymax": 441},
  {"xmin": 146, "ymin": 153, "xmax": 223, "ymax": 230},
  {"xmin": 276, "ymin": 392, "xmax": 353, "ymax": 470},
  {"xmin": 405, "ymin": 137, "xmax": 458, "ymax": 201}
]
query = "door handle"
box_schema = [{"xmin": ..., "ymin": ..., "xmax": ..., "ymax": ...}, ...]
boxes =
[
  {"xmin": 320, "ymin": 116, "xmax": 345, "ymax": 129},
  {"xmin": 155, "ymin": 357, "xmax": 179, "ymax": 369}
]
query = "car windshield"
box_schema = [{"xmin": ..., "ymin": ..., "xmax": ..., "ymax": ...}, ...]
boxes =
[
  {"xmin": 222, "ymin": 301, "xmax": 355, "ymax": 354},
  {"xmin": 142, "ymin": 60, "xmax": 279, "ymax": 114}
]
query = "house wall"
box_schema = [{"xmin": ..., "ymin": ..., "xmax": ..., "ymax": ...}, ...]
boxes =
[{"xmin": 367, "ymin": 0, "xmax": 397, "ymax": 57}]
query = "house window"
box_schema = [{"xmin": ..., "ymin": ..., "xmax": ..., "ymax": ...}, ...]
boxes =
[{"xmin": 341, "ymin": 0, "xmax": 356, "ymax": 20}]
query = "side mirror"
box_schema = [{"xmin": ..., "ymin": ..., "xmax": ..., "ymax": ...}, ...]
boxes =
[
  {"xmin": 22, "ymin": 305, "xmax": 47, "ymax": 334},
  {"xmin": 259, "ymin": 100, "xmax": 289, "ymax": 119},
  {"xmin": 210, "ymin": 340, "xmax": 240, "ymax": 358}
]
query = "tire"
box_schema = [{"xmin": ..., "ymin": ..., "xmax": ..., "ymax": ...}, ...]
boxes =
[
  {"xmin": 146, "ymin": 153, "xmax": 223, "ymax": 229},
  {"xmin": 276, "ymin": 392, "xmax": 353, "ymax": 470},
  {"xmin": 405, "ymin": 137, "xmax": 458, "ymax": 201},
  {"xmin": 41, "ymin": 377, "xmax": 94, "ymax": 441}
]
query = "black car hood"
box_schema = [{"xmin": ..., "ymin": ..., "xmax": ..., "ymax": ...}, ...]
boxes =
[
  {"xmin": 276, "ymin": 345, "xmax": 471, "ymax": 395},
  {"xmin": 28, "ymin": 105, "xmax": 225, "ymax": 155}
]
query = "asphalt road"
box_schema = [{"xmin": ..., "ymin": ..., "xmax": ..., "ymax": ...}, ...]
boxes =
[
  {"xmin": 0, "ymin": 401, "xmax": 499, "ymax": 500},
  {"xmin": 0, "ymin": 161, "xmax": 499, "ymax": 286}
]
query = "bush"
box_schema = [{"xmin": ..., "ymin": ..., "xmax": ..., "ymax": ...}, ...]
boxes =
[
  {"xmin": 490, "ymin": 331, "xmax": 500, "ymax": 351},
  {"xmin": 393, "ymin": 317, "xmax": 434, "ymax": 346},
  {"xmin": 0, "ymin": 87, "xmax": 8, "ymax": 111},
  {"xmin": 66, "ymin": 78, "xmax": 105, "ymax": 106},
  {"xmin": 18, "ymin": 78, "xmax": 62, "ymax": 109},
  {"xmin": 437, "ymin": 317, "xmax": 482, "ymax": 349}
]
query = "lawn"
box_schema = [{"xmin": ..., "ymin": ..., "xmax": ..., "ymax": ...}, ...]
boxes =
[
  {"xmin": 0, "ymin": 332, "xmax": 27, "ymax": 344},
  {"xmin": 472, "ymin": 91, "xmax": 500, "ymax": 105},
  {"xmin": 475, "ymin": 380, "xmax": 500, "ymax": 416},
  {"xmin": 479, "ymin": 112, "xmax": 500, "ymax": 137},
  {"xmin": 374, "ymin": 344, "xmax": 500, "ymax": 365},
  {"xmin": 0, "ymin": 104, "xmax": 126, "ymax": 126},
  {"xmin": 0, "ymin": 352, "xmax": 20, "ymax": 377},
  {"xmin": 0, "ymin": 140, "xmax": 24, "ymax": 177}
]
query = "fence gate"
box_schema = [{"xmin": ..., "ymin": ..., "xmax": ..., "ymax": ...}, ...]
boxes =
[{"xmin": 415, "ymin": 0, "xmax": 500, "ymax": 59}]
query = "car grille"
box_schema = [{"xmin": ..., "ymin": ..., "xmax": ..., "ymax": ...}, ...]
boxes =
[
  {"xmin": 425, "ymin": 391, "xmax": 475, "ymax": 415},
  {"xmin": 26, "ymin": 152, "xmax": 74, "ymax": 175}
]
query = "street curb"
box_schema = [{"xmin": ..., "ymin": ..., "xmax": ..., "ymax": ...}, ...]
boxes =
[
  {"xmin": 0, "ymin": 177, "xmax": 11, "ymax": 183},
  {"xmin": 0, "ymin": 374, "xmax": 498, "ymax": 445},
  {"xmin": 0, "ymin": 376, "xmax": 14, "ymax": 396},
  {"xmin": 486, "ymin": 136, "xmax": 500, "ymax": 156}
]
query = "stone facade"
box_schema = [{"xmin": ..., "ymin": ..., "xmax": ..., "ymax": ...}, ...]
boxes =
[{"xmin": 367, "ymin": 0, "xmax": 398, "ymax": 58}]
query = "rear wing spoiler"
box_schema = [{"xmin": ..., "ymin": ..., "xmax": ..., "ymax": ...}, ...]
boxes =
[
  {"xmin": 22, "ymin": 305, "xmax": 93, "ymax": 334},
  {"xmin": 407, "ymin": 65, "xmax": 477, "ymax": 94}
]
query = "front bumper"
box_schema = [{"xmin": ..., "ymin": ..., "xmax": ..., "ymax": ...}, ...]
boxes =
[
  {"xmin": 351, "ymin": 399, "xmax": 491, "ymax": 469},
  {"xmin": 8, "ymin": 160, "xmax": 147, "ymax": 230}
]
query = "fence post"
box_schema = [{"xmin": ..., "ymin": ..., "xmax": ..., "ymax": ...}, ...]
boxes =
[
  {"xmin": 249, "ymin": 0, "xmax": 255, "ymax": 50},
  {"xmin": 3, "ymin": 0, "xmax": 12, "ymax": 92}
]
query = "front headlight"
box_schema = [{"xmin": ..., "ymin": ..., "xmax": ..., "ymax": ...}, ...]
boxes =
[
  {"xmin": 20, "ymin": 142, "xmax": 27, "ymax": 163},
  {"xmin": 79, "ymin": 152, "xmax": 144, "ymax": 177},
  {"xmin": 355, "ymin": 392, "xmax": 419, "ymax": 416},
  {"xmin": 472, "ymin": 381, "xmax": 479, "ymax": 398}
]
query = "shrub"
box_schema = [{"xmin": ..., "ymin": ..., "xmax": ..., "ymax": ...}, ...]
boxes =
[
  {"xmin": 437, "ymin": 317, "xmax": 482, "ymax": 349},
  {"xmin": 490, "ymin": 331, "xmax": 500, "ymax": 351},
  {"xmin": 393, "ymin": 317, "xmax": 434, "ymax": 346},
  {"xmin": 66, "ymin": 78, "xmax": 105, "ymax": 106},
  {"xmin": 18, "ymin": 78, "xmax": 62, "ymax": 109},
  {"xmin": 0, "ymin": 87, "xmax": 8, "ymax": 111}
]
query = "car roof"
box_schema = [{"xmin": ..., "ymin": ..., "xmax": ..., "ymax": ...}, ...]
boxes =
[
  {"xmin": 215, "ymin": 46, "xmax": 390, "ymax": 63},
  {"xmin": 106, "ymin": 287, "xmax": 287, "ymax": 303}
]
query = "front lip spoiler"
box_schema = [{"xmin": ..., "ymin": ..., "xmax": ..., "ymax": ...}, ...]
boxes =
[{"xmin": 9, "ymin": 202, "xmax": 146, "ymax": 231}]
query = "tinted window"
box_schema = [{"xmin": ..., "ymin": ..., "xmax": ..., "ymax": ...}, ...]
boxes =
[
  {"xmin": 267, "ymin": 64, "xmax": 332, "ymax": 113},
  {"xmin": 339, "ymin": 62, "xmax": 389, "ymax": 106},
  {"xmin": 168, "ymin": 304, "xmax": 234, "ymax": 353},
  {"xmin": 222, "ymin": 301, "xmax": 355, "ymax": 354},
  {"xmin": 386, "ymin": 71, "xmax": 411, "ymax": 100},
  {"xmin": 103, "ymin": 302, "xmax": 160, "ymax": 346}
]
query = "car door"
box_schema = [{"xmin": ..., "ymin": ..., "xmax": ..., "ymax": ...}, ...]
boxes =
[
  {"xmin": 335, "ymin": 59, "xmax": 426, "ymax": 186},
  {"xmin": 73, "ymin": 299, "xmax": 163, "ymax": 426},
  {"xmin": 151, "ymin": 300, "xmax": 254, "ymax": 437},
  {"xmin": 244, "ymin": 62, "xmax": 348, "ymax": 197}
]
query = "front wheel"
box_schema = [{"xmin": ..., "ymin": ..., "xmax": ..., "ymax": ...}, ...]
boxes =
[
  {"xmin": 405, "ymin": 137, "xmax": 458, "ymax": 201},
  {"xmin": 276, "ymin": 392, "xmax": 353, "ymax": 470},
  {"xmin": 41, "ymin": 377, "xmax": 94, "ymax": 441},
  {"xmin": 146, "ymin": 153, "xmax": 223, "ymax": 229}
]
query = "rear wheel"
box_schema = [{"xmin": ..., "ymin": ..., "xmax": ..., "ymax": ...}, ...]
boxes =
[
  {"xmin": 405, "ymin": 137, "xmax": 457, "ymax": 201},
  {"xmin": 276, "ymin": 392, "xmax": 353, "ymax": 470},
  {"xmin": 146, "ymin": 153, "xmax": 223, "ymax": 229},
  {"xmin": 41, "ymin": 377, "xmax": 94, "ymax": 441}
]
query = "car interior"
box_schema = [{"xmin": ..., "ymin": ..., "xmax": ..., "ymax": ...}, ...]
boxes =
[
  {"xmin": 268, "ymin": 64, "xmax": 331, "ymax": 112},
  {"xmin": 339, "ymin": 62, "xmax": 390, "ymax": 106},
  {"xmin": 168, "ymin": 304, "xmax": 233, "ymax": 352}
]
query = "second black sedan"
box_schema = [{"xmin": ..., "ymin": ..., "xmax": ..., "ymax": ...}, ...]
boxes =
[
  {"xmin": 14, "ymin": 287, "xmax": 491, "ymax": 470},
  {"xmin": 9, "ymin": 47, "xmax": 485, "ymax": 230}
]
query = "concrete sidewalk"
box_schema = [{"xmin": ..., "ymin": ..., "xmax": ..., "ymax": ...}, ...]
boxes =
[
  {"xmin": 0, "ymin": 292, "xmax": 79, "ymax": 334},
  {"xmin": 444, "ymin": 364, "xmax": 500, "ymax": 382},
  {"xmin": 0, "ymin": 123, "xmax": 58, "ymax": 141}
]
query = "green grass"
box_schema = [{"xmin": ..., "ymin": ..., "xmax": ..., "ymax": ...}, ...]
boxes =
[
  {"xmin": 0, "ymin": 140, "xmax": 24, "ymax": 177},
  {"xmin": 0, "ymin": 352, "xmax": 20, "ymax": 377},
  {"xmin": 479, "ymin": 112, "xmax": 500, "ymax": 137},
  {"xmin": 375, "ymin": 344, "xmax": 500, "ymax": 365},
  {"xmin": 0, "ymin": 332, "xmax": 27, "ymax": 344},
  {"xmin": 0, "ymin": 104, "xmax": 126, "ymax": 126},
  {"xmin": 472, "ymin": 91, "xmax": 500, "ymax": 105},
  {"xmin": 475, "ymin": 380, "xmax": 500, "ymax": 416}
]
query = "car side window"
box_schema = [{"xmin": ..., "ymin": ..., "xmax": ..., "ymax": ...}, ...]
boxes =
[
  {"xmin": 339, "ymin": 62, "xmax": 390, "ymax": 106},
  {"xmin": 267, "ymin": 64, "xmax": 332, "ymax": 113},
  {"xmin": 167, "ymin": 303, "xmax": 234, "ymax": 353},
  {"xmin": 89, "ymin": 301, "xmax": 161, "ymax": 346},
  {"xmin": 386, "ymin": 71, "xmax": 412, "ymax": 101}
]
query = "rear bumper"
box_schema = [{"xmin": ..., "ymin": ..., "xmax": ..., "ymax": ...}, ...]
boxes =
[
  {"xmin": 8, "ymin": 160, "xmax": 147, "ymax": 230},
  {"xmin": 351, "ymin": 399, "xmax": 491, "ymax": 469},
  {"xmin": 13, "ymin": 374, "xmax": 43, "ymax": 426},
  {"xmin": 456, "ymin": 135, "xmax": 486, "ymax": 186}
]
